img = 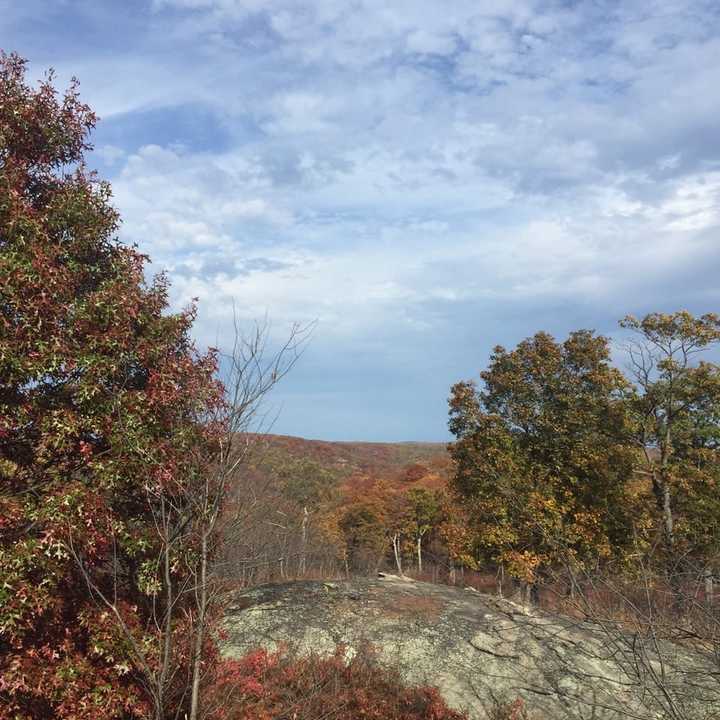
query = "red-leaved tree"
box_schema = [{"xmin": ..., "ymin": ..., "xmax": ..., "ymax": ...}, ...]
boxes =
[{"xmin": 0, "ymin": 52, "xmax": 225, "ymax": 719}]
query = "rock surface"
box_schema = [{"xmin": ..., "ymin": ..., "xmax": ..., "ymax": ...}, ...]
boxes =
[{"xmin": 222, "ymin": 576, "xmax": 717, "ymax": 719}]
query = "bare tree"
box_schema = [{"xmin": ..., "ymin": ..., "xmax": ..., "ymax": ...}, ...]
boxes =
[
  {"xmin": 186, "ymin": 315, "xmax": 312, "ymax": 720},
  {"xmin": 551, "ymin": 542, "xmax": 720, "ymax": 720}
]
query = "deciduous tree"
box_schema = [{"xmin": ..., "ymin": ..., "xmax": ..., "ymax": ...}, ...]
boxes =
[
  {"xmin": 0, "ymin": 53, "xmax": 223, "ymax": 719},
  {"xmin": 448, "ymin": 330, "xmax": 634, "ymax": 600},
  {"xmin": 621, "ymin": 311, "xmax": 720, "ymax": 598}
]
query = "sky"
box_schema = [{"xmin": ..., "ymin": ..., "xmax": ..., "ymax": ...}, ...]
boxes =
[{"xmin": 3, "ymin": 1, "xmax": 720, "ymax": 441}]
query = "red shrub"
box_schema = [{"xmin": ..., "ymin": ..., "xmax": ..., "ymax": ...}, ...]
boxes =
[{"xmin": 205, "ymin": 644, "xmax": 467, "ymax": 720}]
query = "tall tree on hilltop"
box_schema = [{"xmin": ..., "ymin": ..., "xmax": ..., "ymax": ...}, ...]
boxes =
[
  {"xmin": 621, "ymin": 311, "xmax": 720, "ymax": 598},
  {"xmin": 448, "ymin": 330, "xmax": 635, "ymax": 601},
  {"xmin": 0, "ymin": 53, "xmax": 225, "ymax": 719}
]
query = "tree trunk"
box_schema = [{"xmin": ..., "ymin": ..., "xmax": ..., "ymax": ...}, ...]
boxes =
[
  {"xmin": 156, "ymin": 504, "xmax": 174, "ymax": 720},
  {"xmin": 299, "ymin": 506, "xmax": 308, "ymax": 577},
  {"xmin": 656, "ymin": 474, "xmax": 675, "ymax": 552},
  {"xmin": 652, "ymin": 469, "xmax": 685, "ymax": 610},
  {"xmin": 658, "ymin": 420, "xmax": 676, "ymax": 553},
  {"xmin": 521, "ymin": 580, "xmax": 540, "ymax": 607},
  {"xmin": 189, "ymin": 532, "xmax": 208, "ymax": 720},
  {"xmin": 705, "ymin": 567, "xmax": 715, "ymax": 607},
  {"xmin": 416, "ymin": 535, "xmax": 422, "ymax": 574},
  {"xmin": 392, "ymin": 533, "xmax": 403, "ymax": 577}
]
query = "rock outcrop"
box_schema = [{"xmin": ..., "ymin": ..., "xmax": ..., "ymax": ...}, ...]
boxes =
[{"xmin": 222, "ymin": 575, "xmax": 717, "ymax": 719}]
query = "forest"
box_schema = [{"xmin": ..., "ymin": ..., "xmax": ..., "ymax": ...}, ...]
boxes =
[{"xmin": 2, "ymin": 52, "xmax": 720, "ymax": 720}]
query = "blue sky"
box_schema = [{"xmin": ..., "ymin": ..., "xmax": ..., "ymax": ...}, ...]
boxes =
[{"xmin": 3, "ymin": 0, "xmax": 720, "ymax": 441}]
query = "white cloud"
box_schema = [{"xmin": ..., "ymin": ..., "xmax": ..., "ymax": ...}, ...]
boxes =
[
  {"xmin": 11, "ymin": 0, "xmax": 720, "ymax": 437},
  {"xmin": 660, "ymin": 173, "xmax": 720, "ymax": 232},
  {"xmin": 405, "ymin": 30, "xmax": 457, "ymax": 56}
]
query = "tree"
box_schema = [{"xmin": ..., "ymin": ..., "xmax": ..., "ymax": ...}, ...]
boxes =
[
  {"xmin": 0, "ymin": 53, "xmax": 223, "ymax": 719},
  {"xmin": 621, "ymin": 311, "xmax": 720, "ymax": 598},
  {"xmin": 339, "ymin": 496, "xmax": 389, "ymax": 575},
  {"xmin": 448, "ymin": 330, "xmax": 634, "ymax": 601},
  {"xmin": 185, "ymin": 318, "xmax": 307, "ymax": 720},
  {"xmin": 403, "ymin": 487, "xmax": 443, "ymax": 574}
]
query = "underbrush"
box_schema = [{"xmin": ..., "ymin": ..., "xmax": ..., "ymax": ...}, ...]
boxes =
[{"xmin": 206, "ymin": 644, "xmax": 531, "ymax": 720}]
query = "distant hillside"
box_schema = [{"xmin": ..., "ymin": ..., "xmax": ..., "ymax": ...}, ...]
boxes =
[
  {"xmin": 253, "ymin": 434, "xmax": 450, "ymax": 479},
  {"xmin": 226, "ymin": 435, "xmax": 455, "ymax": 586}
]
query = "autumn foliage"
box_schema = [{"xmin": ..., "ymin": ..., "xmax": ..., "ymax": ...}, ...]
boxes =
[
  {"xmin": 0, "ymin": 52, "xmax": 223, "ymax": 718},
  {"xmin": 205, "ymin": 645, "xmax": 467, "ymax": 720},
  {"xmin": 0, "ymin": 52, "xmax": 474, "ymax": 720},
  {"xmin": 3, "ymin": 48, "xmax": 719, "ymax": 720},
  {"xmin": 448, "ymin": 330, "xmax": 635, "ymax": 588},
  {"xmin": 448, "ymin": 316, "xmax": 720, "ymax": 607}
]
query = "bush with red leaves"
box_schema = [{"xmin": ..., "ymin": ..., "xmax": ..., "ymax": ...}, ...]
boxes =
[{"xmin": 205, "ymin": 644, "xmax": 468, "ymax": 720}]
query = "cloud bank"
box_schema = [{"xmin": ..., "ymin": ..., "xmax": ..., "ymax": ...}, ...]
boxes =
[{"xmin": 4, "ymin": 0, "xmax": 720, "ymax": 439}]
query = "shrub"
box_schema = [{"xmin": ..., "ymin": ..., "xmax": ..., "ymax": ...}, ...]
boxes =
[{"xmin": 205, "ymin": 644, "xmax": 468, "ymax": 720}]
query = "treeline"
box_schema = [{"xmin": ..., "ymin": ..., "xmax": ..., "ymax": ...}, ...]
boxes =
[
  {"xmin": 217, "ymin": 443, "xmax": 457, "ymax": 584},
  {"xmin": 445, "ymin": 314, "xmax": 720, "ymax": 718},
  {"xmin": 449, "ymin": 314, "xmax": 720, "ymax": 609},
  {"xmin": 223, "ymin": 312, "xmax": 720, "ymax": 615},
  {"xmin": 218, "ymin": 314, "xmax": 720, "ymax": 719}
]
